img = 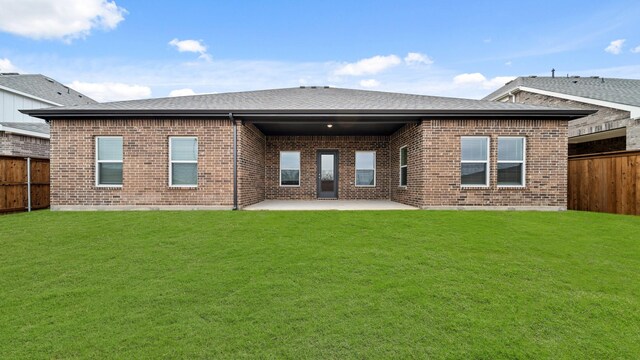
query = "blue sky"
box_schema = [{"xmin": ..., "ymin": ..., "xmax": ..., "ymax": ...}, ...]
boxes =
[{"xmin": 1, "ymin": 0, "xmax": 639, "ymax": 101}]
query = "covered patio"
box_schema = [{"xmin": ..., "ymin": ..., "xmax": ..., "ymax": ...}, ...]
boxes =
[{"xmin": 243, "ymin": 200, "xmax": 418, "ymax": 211}]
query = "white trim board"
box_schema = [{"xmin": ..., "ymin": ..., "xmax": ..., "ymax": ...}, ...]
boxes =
[
  {"xmin": 489, "ymin": 86, "xmax": 640, "ymax": 118},
  {"xmin": 0, "ymin": 124, "xmax": 50, "ymax": 139}
]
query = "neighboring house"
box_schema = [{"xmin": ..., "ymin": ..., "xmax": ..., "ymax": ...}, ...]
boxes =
[
  {"xmin": 484, "ymin": 76, "xmax": 640, "ymax": 155},
  {"xmin": 24, "ymin": 87, "xmax": 592, "ymax": 210},
  {"xmin": 0, "ymin": 73, "xmax": 96, "ymax": 158}
]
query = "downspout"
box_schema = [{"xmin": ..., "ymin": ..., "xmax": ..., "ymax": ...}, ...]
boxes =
[
  {"xmin": 508, "ymin": 91, "xmax": 515, "ymax": 103},
  {"xmin": 230, "ymin": 113, "xmax": 238, "ymax": 210},
  {"xmin": 26, "ymin": 157, "xmax": 31, "ymax": 212}
]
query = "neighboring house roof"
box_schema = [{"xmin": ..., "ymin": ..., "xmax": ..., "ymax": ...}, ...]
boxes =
[
  {"xmin": 0, "ymin": 122, "xmax": 49, "ymax": 139},
  {"xmin": 0, "ymin": 73, "xmax": 97, "ymax": 106},
  {"xmin": 23, "ymin": 87, "xmax": 593, "ymax": 120},
  {"xmin": 484, "ymin": 76, "xmax": 640, "ymax": 118}
]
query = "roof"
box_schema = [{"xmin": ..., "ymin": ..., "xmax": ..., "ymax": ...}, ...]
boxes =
[
  {"xmin": 0, "ymin": 73, "xmax": 97, "ymax": 106},
  {"xmin": 0, "ymin": 122, "xmax": 49, "ymax": 138},
  {"xmin": 483, "ymin": 76, "xmax": 640, "ymax": 108},
  {"xmin": 22, "ymin": 87, "xmax": 593, "ymax": 120}
]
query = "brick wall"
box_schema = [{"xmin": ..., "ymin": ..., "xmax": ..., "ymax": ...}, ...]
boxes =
[
  {"xmin": 422, "ymin": 119, "xmax": 568, "ymax": 208},
  {"xmin": 513, "ymin": 91, "xmax": 631, "ymax": 139},
  {"xmin": 514, "ymin": 90, "xmax": 640, "ymax": 151},
  {"xmin": 389, "ymin": 123, "xmax": 424, "ymax": 207},
  {"xmin": 50, "ymin": 119, "xmax": 233, "ymax": 208},
  {"xmin": 49, "ymin": 117, "xmax": 569, "ymax": 209},
  {"xmin": 0, "ymin": 132, "xmax": 49, "ymax": 158},
  {"xmin": 265, "ymin": 136, "xmax": 390, "ymax": 200},
  {"xmin": 237, "ymin": 122, "xmax": 266, "ymax": 207},
  {"xmin": 628, "ymin": 118, "xmax": 640, "ymax": 151}
]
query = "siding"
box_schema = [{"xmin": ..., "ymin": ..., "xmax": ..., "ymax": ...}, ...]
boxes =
[{"xmin": 0, "ymin": 89, "xmax": 52, "ymax": 123}]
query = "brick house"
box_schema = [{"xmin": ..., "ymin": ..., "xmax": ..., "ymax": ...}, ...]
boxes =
[
  {"xmin": 0, "ymin": 73, "xmax": 96, "ymax": 158},
  {"xmin": 484, "ymin": 76, "xmax": 640, "ymax": 155},
  {"xmin": 24, "ymin": 87, "xmax": 592, "ymax": 210}
]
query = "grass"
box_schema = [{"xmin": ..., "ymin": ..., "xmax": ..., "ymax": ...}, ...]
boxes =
[{"xmin": 0, "ymin": 210, "xmax": 639, "ymax": 359}]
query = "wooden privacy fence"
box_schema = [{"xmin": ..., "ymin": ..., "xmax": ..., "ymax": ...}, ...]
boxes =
[
  {"xmin": 0, "ymin": 155, "xmax": 50, "ymax": 214},
  {"xmin": 568, "ymin": 150, "xmax": 640, "ymax": 216}
]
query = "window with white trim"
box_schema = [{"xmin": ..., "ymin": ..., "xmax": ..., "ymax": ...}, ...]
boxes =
[
  {"xmin": 280, "ymin": 151, "xmax": 300, "ymax": 186},
  {"xmin": 169, "ymin": 137, "xmax": 198, "ymax": 187},
  {"xmin": 498, "ymin": 137, "xmax": 526, "ymax": 187},
  {"xmin": 96, "ymin": 136, "xmax": 123, "ymax": 186},
  {"xmin": 399, "ymin": 146, "xmax": 408, "ymax": 186},
  {"xmin": 461, "ymin": 136, "xmax": 490, "ymax": 187},
  {"xmin": 355, "ymin": 151, "xmax": 376, "ymax": 186}
]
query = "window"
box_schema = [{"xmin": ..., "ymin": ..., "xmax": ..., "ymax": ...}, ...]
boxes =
[
  {"xmin": 96, "ymin": 136, "xmax": 123, "ymax": 186},
  {"xmin": 399, "ymin": 146, "xmax": 408, "ymax": 186},
  {"xmin": 169, "ymin": 137, "xmax": 198, "ymax": 187},
  {"xmin": 280, "ymin": 151, "xmax": 300, "ymax": 186},
  {"xmin": 498, "ymin": 137, "xmax": 526, "ymax": 187},
  {"xmin": 461, "ymin": 137, "xmax": 490, "ymax": 187},
  {"xmin": 355, "ymin": 151, "xmax": 376, "ymax": 186}
]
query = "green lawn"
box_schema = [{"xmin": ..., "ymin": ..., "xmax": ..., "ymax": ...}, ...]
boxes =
[{"xmin": 1, "ymin": 210, "xmax": 639, "ymax": 359}]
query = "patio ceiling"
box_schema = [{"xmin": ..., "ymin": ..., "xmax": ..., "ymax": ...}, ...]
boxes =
[{"xmin": 247, "ymin": 117, "xmax": 415, "ymax": 136}]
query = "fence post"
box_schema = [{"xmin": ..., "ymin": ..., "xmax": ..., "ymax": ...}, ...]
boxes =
[{"xmin": 26, "ymin": 157, "xmax": 31, "ymax": 212}]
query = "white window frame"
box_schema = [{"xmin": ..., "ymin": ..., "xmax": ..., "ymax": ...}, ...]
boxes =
[
  {"xmin": 399, "ymin": 145, "xmax": 408, "ymax": 187},
  {"xmin": 497, "ymin": 136, "xmax": 526, "ymax": 188},
  {"xmin": 169, "ymin": 136, "xmax": 198, "ymax": 188},
  {"xmin": 460, "ymin": 136, "xmax": 490, "ymax": 188},
  {"xmin": 95, "ymin": 136, "xmax": 123, "ymax": 188},
  {"xmin": 279, "ymin": 151, "xmax": 300, "ymax": 187},
  {"xmin": 355, "ymin": 151, "xmax": 376, "ymax": 187}
]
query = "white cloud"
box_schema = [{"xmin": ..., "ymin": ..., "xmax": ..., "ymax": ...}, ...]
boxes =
[
  {"xmin": 505, "ymin": 61, "xmax": 512, "ymax": 66},
  {"xmin": 404, "ymin": 52, "xmax": 433, "ymax": 66},
  {"xmin": 605, "ymin": 39, "xmax": 625, "ymax": 54},
  {"xmin": 453, "ymin": 73, "xmax": 487, "ymax": 84},
  {"xmin": 359, "ymin": 79, "xmax": 380, "ymax": 88},
  {"xmin": 20, "ymin": 53, "xmax": 521, "ymax": 103},
  {"xmin": 67, "ymin": 81, "xmax": 151, "ymax": 102},
  {"xmin": 169, "ymin": 38, "xmax": 211, "ymax": 61},
  {"xmin": 169, "ymin": 39, "xmax": 206, "ymax": 53},
  {"xmin": 453, "ymin": 73, "xmax": 515, "ymax": 90},
  {"xmin": 485, "ymin": 76, "xmax": 516, "ymax": 89},
  {"xmin": 168, "ymin": 88, "xmax": 197, "ymax": 97},
  {"xmin": 0, "ymin": 0, "xmax": 126, "ymax": 41},
  {"xmin": 334, "ymin": 55, "xmax": 401, "ymax": 76},
  {"xmin": 631, "ymin": 45, "xmax": 640, "ymax": 54},
  {"xmin": 0, "ymin": 58, "xmax": 19, "ymax": 72}
]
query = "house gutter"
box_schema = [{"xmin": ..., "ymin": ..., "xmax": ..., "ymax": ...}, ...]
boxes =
[
  {"xmin": 0, "ymin": 124, "xmax": 50, "ymax": 139},
  {"xmin": 20, "ymin": 109, "xmax": 596, "ymax": 120},
  {"xmin": 230, "ymin": 113, "xmax": 238, "ymax": 210}
]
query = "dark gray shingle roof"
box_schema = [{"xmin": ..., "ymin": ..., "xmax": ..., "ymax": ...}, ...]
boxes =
[
  {"xmin": 483, "ymin": 76, "xmax": 640, "ymax": 107},
  {"xmin": 0, "ymin": 122, "xmax": 49, "ymax": 135},
  {"xmin": 32, "ymin": 86, "xmax": 573, "ymax": 112},
  {"xmin": 0, "ymin": 74, "xmax": 97, "ymax": 106}
]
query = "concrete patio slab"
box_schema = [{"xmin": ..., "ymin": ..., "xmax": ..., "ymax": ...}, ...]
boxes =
[{"xmin": 243, "ymin": 200, "xmax": 418, "ymax": 211}]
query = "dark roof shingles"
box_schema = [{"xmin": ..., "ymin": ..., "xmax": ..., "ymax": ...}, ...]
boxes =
[
  {"xmin": 483, "ymin": 76, "xmax": 640, "ymax": 107},
  {"xmin": 43, "ymin": 87, "xmax": 571, "ymax": 112},
  {"xmin": 0, "ymin": 122, "xmax": 49, "ymax": 135},
  {"xmin": 0, "ymin": 74, "xmax": 97, "ymax": 106}
]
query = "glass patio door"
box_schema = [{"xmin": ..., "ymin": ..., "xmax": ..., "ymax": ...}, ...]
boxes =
[{"xmin": 317, "ymin": 151, "xmax": 338, "ymax": 198}]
